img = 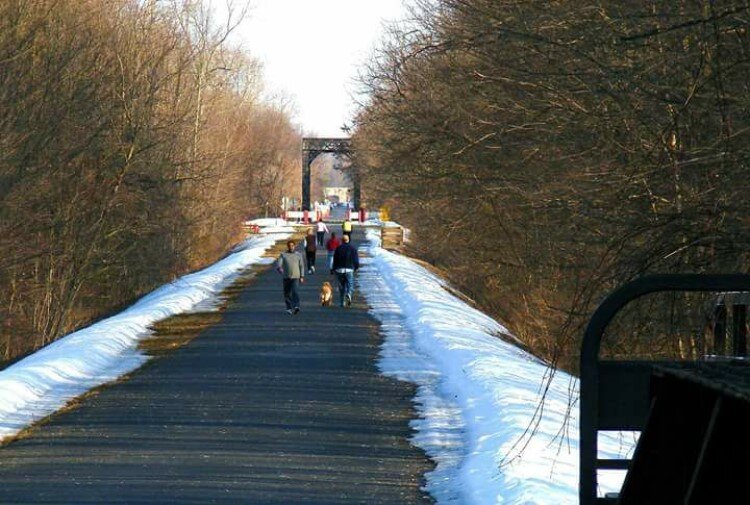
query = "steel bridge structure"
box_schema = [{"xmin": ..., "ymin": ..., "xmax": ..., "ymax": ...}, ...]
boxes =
[{"xmin": 301, "ymin": 137, "xmax": 359, "ymax": 211}]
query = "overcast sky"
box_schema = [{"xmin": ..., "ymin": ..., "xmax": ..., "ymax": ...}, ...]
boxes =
[{"xmin": 217, "ymin": 0, "xmax": 410, "ymax": 137}]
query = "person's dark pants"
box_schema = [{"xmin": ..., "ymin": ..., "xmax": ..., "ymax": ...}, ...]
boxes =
[
  {"xmin": 305, "ymin": 250, "xmax": 316, "ymax": 271},
  {"xmin": 283, "ymin": 278, "xmax": 300, "ymax": 310},
  {"xmin": 316, "ymin": 231, "xmax": 325, "ymax": 246},
  {"xmin": 336, "ymin": 271, "xmax": 354, "ymax": 306}
]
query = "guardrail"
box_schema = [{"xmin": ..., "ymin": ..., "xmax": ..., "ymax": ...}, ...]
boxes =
[
  {"xmin": 380, "ymin": 226, "xmax": 404, "ymax": 250},
  {"xmin": 282, "ymin": 209, "xmax": 373, "ymax": 223},
  {"xmin": 580, "ymin": 274, "xmax": 750, "ymax": 505}
]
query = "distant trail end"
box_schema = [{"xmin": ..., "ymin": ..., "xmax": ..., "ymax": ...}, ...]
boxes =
[{"xmin": 0, "ymin": 228, "xmax": 433, "ymax": 504}]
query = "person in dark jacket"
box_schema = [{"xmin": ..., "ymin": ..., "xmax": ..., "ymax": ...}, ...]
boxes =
[
  {"xmin": 331, "ymin": 234, "xmax": 359, "ymax": 307},
  {"xmin": 303, "ymin": 228, "xmax": 316, "ymax": 274}
]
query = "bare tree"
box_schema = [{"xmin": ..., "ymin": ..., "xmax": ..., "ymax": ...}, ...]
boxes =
[
  {"xmin": 353, "ymin": 0, "xmax": 750, "ymax": 371},
  {"xmin": 0, "ymin": 0, "xmax": 301, "ymax": 361}
]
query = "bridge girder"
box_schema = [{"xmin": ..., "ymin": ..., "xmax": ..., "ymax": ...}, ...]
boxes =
[{"xmin": 301, "ymin": 137, "xmax": 359, "ymax": 210}]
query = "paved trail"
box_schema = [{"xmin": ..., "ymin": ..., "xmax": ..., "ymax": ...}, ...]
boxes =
[{"xmin": 0, "ymin": 229, "xmax": 432, "ymax": 504}]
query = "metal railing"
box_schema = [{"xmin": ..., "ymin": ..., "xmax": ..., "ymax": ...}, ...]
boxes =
[{"xmin": 580, "ymin": 274, "xmax": 750, "ymax": 505}]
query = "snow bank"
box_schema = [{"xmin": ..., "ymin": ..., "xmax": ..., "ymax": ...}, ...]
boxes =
[
  {"xmin": 0, "ymin": 232, "xmax": 288, "ymax": 441},
  {"xmin": 360, "ymin": 219, "xmax": 399, "ymax": 228},
  {"xmin": 359, "ymin": 228, "xmax": 634, "ymax": 504},
  {"xmin": 245, "ymin": 217, "xmax": 296, "ymax": 234}
]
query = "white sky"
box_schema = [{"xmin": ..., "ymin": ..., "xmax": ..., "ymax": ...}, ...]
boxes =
[{"xmin": 217, "ymin": 0, "xmax": 410, "ymax": 137}]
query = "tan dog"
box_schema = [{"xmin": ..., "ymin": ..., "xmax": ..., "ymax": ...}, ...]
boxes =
[{"xmin": 320, "ymin": 281, "xmax": 333, "ymax": 306}]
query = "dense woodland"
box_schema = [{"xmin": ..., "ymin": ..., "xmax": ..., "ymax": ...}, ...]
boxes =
[
  {"xmin": 0, "ymin": 0, "xmax": 301, "ymax": 360},
  {"xmin": 353, "ymin": 0, "xmax": 750, "ymax": 371}
]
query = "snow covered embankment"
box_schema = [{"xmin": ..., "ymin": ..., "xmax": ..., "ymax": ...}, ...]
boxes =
[
  {"xmin": 0, "ymin": 224, "xmax": 290, "ymax": 441},
  {"xmin": 359, "ymin": 228, "xmax": 633, "ymax": 504}
]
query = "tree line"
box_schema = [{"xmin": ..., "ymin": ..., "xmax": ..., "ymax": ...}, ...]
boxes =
[
  {"xmin": 0, "ymin": 0, "xmax": 300, "ymax": 361},
  {"xmin": 353, "ymin": 0, "xmax": 750, "ymax": 372}
]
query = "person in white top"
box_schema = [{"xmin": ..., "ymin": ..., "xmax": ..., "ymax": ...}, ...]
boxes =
[{"xmin": 316, "ymin": 219, "xmax": 329, "ymax": 246}]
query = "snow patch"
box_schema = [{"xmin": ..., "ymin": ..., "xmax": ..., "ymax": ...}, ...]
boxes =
[
  {"xmin": 0, "ymin": 232, "xmax": 288, "ymax": 441},
  {"xmin": 360, "ymin": 228, "xmax": 633, "ymax": 504},
  {"xmin": 245, "ymin": 217, "xmax": 296, "ymax": 234}
]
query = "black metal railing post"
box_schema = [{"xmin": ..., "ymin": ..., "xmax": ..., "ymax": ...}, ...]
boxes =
[
  {"xmin": 733, "ymin": 304, "xmax": 747, "ymax": 357},
  {"xmin": 713, "ymin": 304, "xmax": 727, "ymax": 354}
]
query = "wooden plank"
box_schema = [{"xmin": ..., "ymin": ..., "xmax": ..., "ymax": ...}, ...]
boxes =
[
  {"xmin": 684, "ymin": 397, "xmax": 722, "ymax": 504},
  {"xmin": 683, "ymin": 394, "xmax": 750, "ymax": 504},
  {"xmin": 619, "ymin": 373, "xmax": 718, "ymax": 504}
]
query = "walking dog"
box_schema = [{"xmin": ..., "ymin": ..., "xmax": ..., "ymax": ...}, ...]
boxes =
[{"xmin": 320, "ymin": 281, "xmax": 333, "ymax": 306}]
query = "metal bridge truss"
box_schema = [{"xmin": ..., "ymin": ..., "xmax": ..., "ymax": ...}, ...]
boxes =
[{"xmin": 301, "ymin": 137, "xmax": 359, "ymax": 210}]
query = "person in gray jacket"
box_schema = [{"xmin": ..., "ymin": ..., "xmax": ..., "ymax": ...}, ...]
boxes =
[{"xmin": 276, "ymin": 240, "xmax": 305, "ymax": 314}]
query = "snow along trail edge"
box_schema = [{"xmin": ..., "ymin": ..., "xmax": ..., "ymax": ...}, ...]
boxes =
[
  {"xmin": 359, "ymin": 227, "xmax": 634, "ymax": 504},
  {"xmin": 0, "ymin": 224, "xmax": 290, "ymax": 441}
]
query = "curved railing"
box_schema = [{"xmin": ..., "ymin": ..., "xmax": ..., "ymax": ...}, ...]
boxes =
[{"xmin": 580, "ymin": 274, "xmax": 750, "ymax": 504}]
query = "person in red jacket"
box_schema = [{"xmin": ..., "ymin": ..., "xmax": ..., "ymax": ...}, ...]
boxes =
[{"xmin": 326, "ymin": 232, "xmax": 341, "ymax": 273}]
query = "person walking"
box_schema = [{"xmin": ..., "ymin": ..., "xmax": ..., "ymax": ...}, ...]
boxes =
[
  {"xmin": 303, "ymin": 229, "xmax": 317, "ymax": 274},
  {"xmin": 326, "ymin": 232, "xmax": 341, "ymax": 273},
  {"xmin": 276, "ymin": 240, "xmax": 305, "ymax": 314},
  {"xmin": 316, "ymin": 219, "xmax": 329, "ymax": 246},
  {"xmin": 332, "ymin": 234, "xmax": 359, "ymax": 307},
  {"xmin": 342, "ymin": 218, "xmax": 353, "ymax": 240}
]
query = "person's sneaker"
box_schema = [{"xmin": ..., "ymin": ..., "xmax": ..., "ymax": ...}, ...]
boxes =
[
  {"xmin": 286, "ymin": 308, "xmax": 294, "ymax": 315},
  {"xmin": 311, "ymin": 266, "xmax": 315, "ymax": 273},
  {"xmin": 293, "ymin": 307, "xmax": 300, "ymax": 315},
  {"xmin": 345, "ymin": 294, "xmax": 352, "ymax": 307}
]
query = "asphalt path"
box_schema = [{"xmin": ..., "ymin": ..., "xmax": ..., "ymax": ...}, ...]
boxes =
[{"xmin": 0, "ymin": 228, "xmax": 433, "ymax": 504}]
